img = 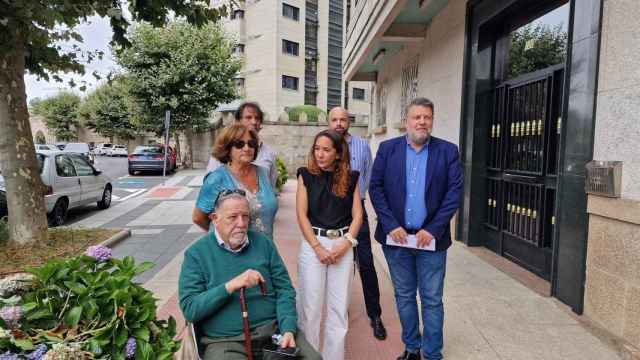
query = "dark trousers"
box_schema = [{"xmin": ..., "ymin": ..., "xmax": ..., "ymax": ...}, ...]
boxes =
[{"xmin": 355, "ymin": 202, "xmax": 382, "ymax": 320}]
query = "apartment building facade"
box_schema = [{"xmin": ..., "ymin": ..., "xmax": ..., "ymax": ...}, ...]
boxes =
[
  {"xmin": 344, "ymin": 0, "xmax": 640, "ymax": 356},
  {"xmin": 213, "ymin": 0, "xmax": 369, "ymax": 122}
]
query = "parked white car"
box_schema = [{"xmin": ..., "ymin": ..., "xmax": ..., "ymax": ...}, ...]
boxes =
[
  {"xmin": 95, "ymin": 143, "xmax": 113, "ymax": 156},
  {"xmin": 0, "ymin": 150, "xmax": 113, "ymax": 226},
  {"xmin": 63, "ymin": 143, "xmax": 96, "ymax": 165},
  {"xmin": 35, "ymin": 144, "xmax": 59, "ymax": 151},
  {"xmin": 107, "ymin": 145, "xmax": 128, "ymax": 157}
]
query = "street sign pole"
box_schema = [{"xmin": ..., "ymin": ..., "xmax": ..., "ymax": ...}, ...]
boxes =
[{"xmin": 163, "ymin": 110, "xmax": 170, "ymax": 184}]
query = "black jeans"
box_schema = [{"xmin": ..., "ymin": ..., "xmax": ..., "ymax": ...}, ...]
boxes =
[{"xmin": 355, "ymin": 201, "xmax": 382, "ymax": 320}]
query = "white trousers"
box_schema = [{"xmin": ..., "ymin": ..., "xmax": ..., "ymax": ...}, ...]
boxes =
[{"xmin": 297, "ymin": 236, "xmax": 354, "ymax": 360}]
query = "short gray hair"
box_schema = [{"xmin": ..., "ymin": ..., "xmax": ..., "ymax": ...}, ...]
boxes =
[
  {"xmin": 406, "ymin": 97, "xmax": 435, "ymax": 116},
  {"xmin": 214, "ymin": 192, "xmax": 249, "ymax": 212}
]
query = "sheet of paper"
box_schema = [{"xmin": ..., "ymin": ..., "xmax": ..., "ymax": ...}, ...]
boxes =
[{"xmin": 385, "ymin": 234, "xmax": 436, "ymax": 251}]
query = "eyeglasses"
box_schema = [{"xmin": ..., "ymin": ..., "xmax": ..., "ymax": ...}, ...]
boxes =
[
  {"xmin": 214, "ymin": 188, "xmax": 247, "ymax": 208},
  {"xmin": 230, "ymin": 139, "xmax": 259, "ymax": 149}
]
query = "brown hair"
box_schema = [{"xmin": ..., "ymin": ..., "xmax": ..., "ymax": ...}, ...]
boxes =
[
  {"xmin": 212, "ymin": 124, "xmax": 259, "ymax": 164},
  {"xmin": 307, "ymin": 130, "xmax": 351, "ymax": 197}
]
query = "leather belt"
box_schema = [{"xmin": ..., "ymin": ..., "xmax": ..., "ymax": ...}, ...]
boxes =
[{"xmin": 312, "ymin": 226, "xmax": 349, "ymax": 239}]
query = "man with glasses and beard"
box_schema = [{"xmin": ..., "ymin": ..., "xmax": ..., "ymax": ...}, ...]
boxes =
[
  {"xmin": 369, "ymin": 98, "xmax": 463, "ymax": 360},
  {"xmin": 180, "ymin": 191, "xmax": 321, "ymax": 359}
]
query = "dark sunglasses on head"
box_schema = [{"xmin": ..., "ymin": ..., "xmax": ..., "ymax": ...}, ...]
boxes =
[
  {"xmin": 230, "ymin": 139, "xmax": 259, "ymax": 149},
  {"xmin": 214, "ymin": 188, "xmax": 247, "ymax": 207}
]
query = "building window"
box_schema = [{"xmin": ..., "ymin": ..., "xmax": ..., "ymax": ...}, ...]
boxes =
[
  {"xmin": 231, "ymin": 9, "xmax": 244, "ymax": 19},
  {"xmin": 234, "ymin": 44, "xmax": 245, "ymax": 54},
  {"xmin": 400, "ymin": 58, "xmax": 419, "ymax": 123},
  {"xmin": 282, "ymin": 75, "xmax": 299, "ymax": 90},
  {"xmin": 283, "ymin": 3, "xmax": 300, "ymax": 21},
  {"xmin": 352, "ymin": 87, "xmax": 365, "ymax": 100},
  {"xmin": 282, "ymin": 39, "xmax": 299, "ymax": 56}
]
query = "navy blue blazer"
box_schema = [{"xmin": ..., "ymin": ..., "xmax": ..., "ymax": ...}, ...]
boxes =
[{"xmin": 369, "ymin": 136, "xmax": 463, "ymax": 251}]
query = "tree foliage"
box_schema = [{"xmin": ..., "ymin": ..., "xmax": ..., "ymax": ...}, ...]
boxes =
[
  {"xmin": 79, "ymin": 77, "xmax": 139, "ymax": 141},
  {"xmin": 30, "ymin": 92, "xmax": 81, "ymax": 142},
  {"xmin": 116, "ymin": 21, "xmax": 242, "ymax": 135},
  {"xmin": 0, "ymin": 0, "xmax": 228, "ymax": 244},
  {"xmin": 508, "ymin": 23, "xmax": 568, "ymax": 79}
]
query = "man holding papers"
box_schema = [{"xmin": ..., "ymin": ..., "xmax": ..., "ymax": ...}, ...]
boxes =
[{"xmin": 369, "ymin": 98, "xmax": 463, "ymax": 360}]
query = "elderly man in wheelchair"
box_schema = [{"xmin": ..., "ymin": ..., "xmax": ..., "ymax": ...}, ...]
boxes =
[{"xmin": 179, "ymin": 190, "xmax": 321, "ymax": 359}]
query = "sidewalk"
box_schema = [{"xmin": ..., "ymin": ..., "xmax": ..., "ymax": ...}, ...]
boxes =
[{"xmin": 152, "ymin": 177, "xmax": 621, "ymax": 360}]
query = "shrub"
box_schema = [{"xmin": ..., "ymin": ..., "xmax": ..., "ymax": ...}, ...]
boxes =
[
  {"xmin": 0, "ymin": 246, "xmax": 178, "ymax": 359},
  {"xmin": 275, "ymin": 158, "xmax": 289, "ymax": 193},
  {"xmin": 286, "ymin": 105, "xmax": 325, "ymax": 123}
]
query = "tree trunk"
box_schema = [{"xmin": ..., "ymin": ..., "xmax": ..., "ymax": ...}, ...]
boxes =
[
  {"xmin": 174, "ymin": 132, "xmax": 182, "ymax": 166},
  {"xmin": 184, "ymin": 128, "xmax": 194, "ymax": 169},
  {"xmin": 0, "ymin": 31, "xmax": 49, "ymax": 244}
]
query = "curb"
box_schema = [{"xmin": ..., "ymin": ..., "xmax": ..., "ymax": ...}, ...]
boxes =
[{"xmin": 100, "ymin": 228, "xmax": 131, "ymax": 248}]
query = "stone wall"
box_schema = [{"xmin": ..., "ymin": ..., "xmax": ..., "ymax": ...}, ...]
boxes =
[
  {"xmin": 259, "ymin": 120, "xmax": 368, "ymax": 176},
  {"xmin": 585, "ymin": 196, "xmax": 640, "ymax": 355}
]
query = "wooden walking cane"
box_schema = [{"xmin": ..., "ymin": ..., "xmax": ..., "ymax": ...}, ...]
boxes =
[{"xmin": 239, "ymin": 281, "xmax": 268, "ymax": 360}]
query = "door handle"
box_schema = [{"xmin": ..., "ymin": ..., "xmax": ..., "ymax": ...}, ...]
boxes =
[{"xmin": 78, "ymin": 179, "xmax": 81, "ymax": 185}]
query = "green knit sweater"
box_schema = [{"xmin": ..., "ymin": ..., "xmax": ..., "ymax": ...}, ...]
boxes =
[{"xmin": 178, "ymin": 231, "xmax": 297, "ymax": 338}]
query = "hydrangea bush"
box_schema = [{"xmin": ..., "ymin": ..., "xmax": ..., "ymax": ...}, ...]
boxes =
[{"xmin": 0, "ymin": 246, "xmax": 179, "ymax": 359}]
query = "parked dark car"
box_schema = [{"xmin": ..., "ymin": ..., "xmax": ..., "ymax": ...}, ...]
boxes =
[{"xmin": 128, "ymin": 145, "xmax": 177, "ymax": 175}]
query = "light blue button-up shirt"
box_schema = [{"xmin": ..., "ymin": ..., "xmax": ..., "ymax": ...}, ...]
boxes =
[{"xmin": 405, "ymin": 137, "xmax": 429, "ymax": 230}]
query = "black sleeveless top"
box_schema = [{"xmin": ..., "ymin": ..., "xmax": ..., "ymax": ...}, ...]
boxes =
[{"xmin": 297, "ymin": 167, "xmax": 359, "ymax": 229}]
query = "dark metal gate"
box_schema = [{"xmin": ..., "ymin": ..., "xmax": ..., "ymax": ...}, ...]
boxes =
[{"xmin": 484, "ymin": 65, "xmax": 564, "ymax": 280}]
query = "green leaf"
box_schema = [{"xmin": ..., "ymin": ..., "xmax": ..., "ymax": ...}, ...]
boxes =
[
  {"xmin": 133, "ymin": 327, "xmax": 150, "ymax": 342},
  {"xmin": 22, "ymin": 302, "xmax": 38, "ymax": 313},
  {"xmin": 64, "ymin": 305, "xmax": 83, "ymax": 327},
  {"xmin": 134, "ymin": 262, "xmax": 155, "ymax": 275},
  {"xmin": 87, "ymin": 339, "xmax": 103, "ymax": 355},
  {"xmin": 115, "ymin": 326, "xmax": 128, "ymax": 347},
  {"xmin": 12, "ymin": 338, "xmax": 35, "ymax": 351},
  {"xmin": 64, "ymin": 281, "xmax": 87, "ymax": 295},
  {"xmin": 84, "ymin": 300, "xmax": 99, "ymax": 319},
  {"xmin": 135, "ymin": 340, "xmax": 154, "ymax": 360},
  {"xmin": 27, "ymin": 308, "xmax": 53, "ymax": 320}
]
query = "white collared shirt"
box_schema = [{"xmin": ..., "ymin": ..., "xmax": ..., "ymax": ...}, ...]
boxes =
[{"xmin": 214, "ymin": 227, "xmax": 249, "ymax": 253}]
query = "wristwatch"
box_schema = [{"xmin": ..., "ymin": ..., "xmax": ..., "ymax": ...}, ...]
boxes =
[{"xmin": 344, "ymin": 233, "xmax": 358, "ymax": 248}]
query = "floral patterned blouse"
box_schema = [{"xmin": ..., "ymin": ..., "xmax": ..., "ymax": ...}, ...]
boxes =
[{"xmin": 196, "ymin": 165, "xmax": 278, "ymax": 240}]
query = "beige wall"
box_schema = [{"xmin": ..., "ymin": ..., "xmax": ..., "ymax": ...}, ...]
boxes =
[
  {"xmin": 585, "ymin": 196, "xmax": 640, "ymax": 353},
  {"xmin": 367, "ymin": 0, "xmax": 466, "ymax": 156},
  {"xmin": 592, "ymin": 0, "xmax": 640, "ymax": 201},
  {"xmin": 585, "ymin": 0, "xmax": 640, "ymax": 354},
  {"xmin": 348, "ymin": 81, "xmax": 373, "ymax": 124},
  {"xmin": 277, "ymin": 0, "xmax": 306, "ymax": 113}
]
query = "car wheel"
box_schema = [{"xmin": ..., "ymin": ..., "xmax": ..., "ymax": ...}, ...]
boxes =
[
  {"xmin": 97, "ymin": 186, "xmax": 112, "ymax": 209},
  {"xmin": 48, "ymin": 198, "xmax": 68, "ymax": 227}
]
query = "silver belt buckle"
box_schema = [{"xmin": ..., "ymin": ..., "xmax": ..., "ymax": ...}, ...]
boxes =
[{"xmin": 326, "ymin": 229, "xmax": 340, "ymax": 239}]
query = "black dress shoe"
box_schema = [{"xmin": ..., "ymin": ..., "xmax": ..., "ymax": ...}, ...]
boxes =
[
  {"xmin": 370, "ymin": 317, "xmax": 387, "ymax": 340},
  {"xmin": 396, "ymin": 350, "xmax": 420, "ymax": 360}
]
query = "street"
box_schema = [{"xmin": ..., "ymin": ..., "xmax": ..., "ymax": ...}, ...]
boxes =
[{"xmin": 65, "ymin": 156, "xmax": 174, "ymax": 224}]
